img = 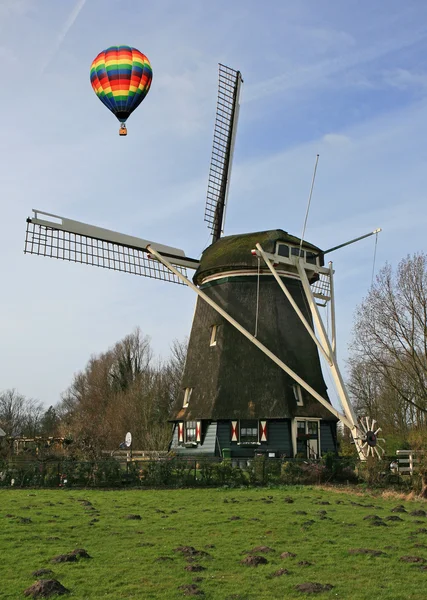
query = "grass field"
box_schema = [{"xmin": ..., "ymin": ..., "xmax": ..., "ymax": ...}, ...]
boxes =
[{"xmin": 1, "ymin": 486, "xmax": 427, "ymax": 599}]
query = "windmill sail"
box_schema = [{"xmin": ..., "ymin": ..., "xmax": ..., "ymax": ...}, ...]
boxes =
[
  {"xmin": 204, "ymin": 64, "xmax": 243, "ymax": 242},
  {"xmin": 24, "ymin": 210, "xmax": 198, "ymax": 285}
]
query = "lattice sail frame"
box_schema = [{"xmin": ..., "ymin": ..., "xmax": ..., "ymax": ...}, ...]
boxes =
[
  {"xmin": 25, "ymin": 218, "xmax": 188, "ymax": 285},
  {"xmin": 204, "ymin": 64, "xmax": 243, "ymax": 241}
]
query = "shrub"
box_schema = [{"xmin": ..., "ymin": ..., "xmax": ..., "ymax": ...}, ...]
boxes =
[
  {"xmin": 356, "ymin": 457, "xmax": 388, "ymax": 487},
  {"xmin": 322, "ymin": 453, "xmax": 358, "ymax": 483},
  {"xmin": 280, "ymin": 461, "xmax": 305, "ymax": 484}
]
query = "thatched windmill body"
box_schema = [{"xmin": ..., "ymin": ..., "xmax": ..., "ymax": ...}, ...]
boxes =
[{"xmin": 24, "ymin": 64, "xmax": 383, "ymax": 461}]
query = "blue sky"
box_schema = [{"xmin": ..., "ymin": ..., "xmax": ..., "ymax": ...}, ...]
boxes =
[{"xmin": 1, "ymin": 0, "xmax": 427, "ymax": 410}]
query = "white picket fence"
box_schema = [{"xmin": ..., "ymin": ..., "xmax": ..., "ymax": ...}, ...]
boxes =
[
  {"xmin": 101, "ymin": 450, "xmax": 168, "ymax": 461},
  {"xmin": 394, "ymin": 450, "xmax": 419, "ymax": 475}
]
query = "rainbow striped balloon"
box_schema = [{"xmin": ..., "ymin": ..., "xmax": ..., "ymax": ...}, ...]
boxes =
[{"xmin": 90, "ymin": 46, "xmax": 152, "ymax": 127}]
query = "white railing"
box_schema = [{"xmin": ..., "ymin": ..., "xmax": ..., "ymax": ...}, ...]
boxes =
[
  {"xmin": 102, "ymin": 450, "xmax": 168, "ymax": 461},
  {"xmin": 395, "ymin": 450, "xmax": 419, "ymax": 475}
]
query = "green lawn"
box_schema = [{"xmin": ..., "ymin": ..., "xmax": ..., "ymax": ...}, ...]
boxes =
[{"xmin": 1, "ymin": 486, "xmax": 427, "ymax": 599}]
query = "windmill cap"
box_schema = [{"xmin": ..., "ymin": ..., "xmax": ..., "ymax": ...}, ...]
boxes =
[{"xmin": 194, "ymin": 229, "xmax": 323, "ymax": 285}]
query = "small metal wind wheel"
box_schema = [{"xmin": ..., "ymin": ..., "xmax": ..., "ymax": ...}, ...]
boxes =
[{"xmin": 358, "ymin": 417, "xmax": 385, "ymax": 458}]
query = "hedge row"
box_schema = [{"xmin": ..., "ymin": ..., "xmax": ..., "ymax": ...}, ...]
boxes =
[{"xmin": 0, "ymin": 454, "xmax": 390, "ymax": 488}]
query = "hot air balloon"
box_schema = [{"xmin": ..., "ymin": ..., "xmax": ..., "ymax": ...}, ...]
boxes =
[{"xmin": 90, "ymin": 45, "xmax": 152, "ymax": 136}]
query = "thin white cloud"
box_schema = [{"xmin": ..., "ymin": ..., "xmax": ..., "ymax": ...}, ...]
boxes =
[
  {"xmin": 382, "ymin": 68, "xmax": 427, "ymax": 90},
  {"xmin": 244, "ymin": 29, "xmax": 427, "ymax": 103},
  {"xmin": 40, "ymin": 0, "xmax": 87, "ymax": 75},
  {"xmin": 0, "ymin": 0, "xmax": 32, "ymax": 19},
  {"xmin": 322, "ymin": 133, "xmax": 351, "ymax": 146}
]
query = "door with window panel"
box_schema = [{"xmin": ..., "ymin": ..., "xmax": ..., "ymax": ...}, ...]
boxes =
[{"xmin": 296, "ymin": 420, "xmax": 319, "ymax": 458}]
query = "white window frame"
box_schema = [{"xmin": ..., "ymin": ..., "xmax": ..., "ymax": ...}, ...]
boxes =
[
  {"xmin": 276, "ymin": 242, "xmax": 319, "ymax": 267},
  {"xmin": 237, "ymin": 419, "xmax": 261, "ymax": 446},
  {"xmin": 293, "ymin": 384, "xmax": 304, "ymax": 406},
  {"xmin": 183, "ymin": 387, "xmax": 192, "ymax": 408},
  {"xmin": 291, "ymin": 418, "xmax": 321, "ymax": 458},
  {"xmin": 185, "ymin": 421, "xmax": 197, "ymax": 443},
  {"xmin": 210, "ymin": 324, "xmax": 218, "ymax": 347}
]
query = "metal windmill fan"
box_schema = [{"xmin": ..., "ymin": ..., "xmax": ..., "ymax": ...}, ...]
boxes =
[{"xmin": 357, "ymin": 417, "xmax": 386, "ymax": 459}]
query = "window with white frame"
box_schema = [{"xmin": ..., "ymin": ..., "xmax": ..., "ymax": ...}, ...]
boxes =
[
  {"xmin": 293, "ymin": 384, "xmax": 304, "ymax": 406},
  {"xmin": 276, "ymin": 243, "xmax": 318, "ymax": 266},
  {"xmin": 291, "ymin": 247, "xmax": 304, "ymax": 258},
  {"xmin": 306, "ymin": 251, "xmax": 317, "ymax": 265},
  {"xmin": 185, "ymin": 421, "xmax": 197, "ymax": 443},
  {"xmin": 239, "ymin": 420, "xmax": 259, "ymax": 443},
  {"xmin": 277, "ymin": 243, "xmax": 290, "ymax": 257},
  {"xmin": 210, "ymin": 324, "xmax": 218, "ymax": 346},
  {"xmin": 183, "ymin": 387, "xmax": 192, "ymax": 408}
]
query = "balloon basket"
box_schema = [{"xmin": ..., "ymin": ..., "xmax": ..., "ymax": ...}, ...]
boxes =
[{"xmin": 119, "ymin": 124, "xmax": 127, "ymax": 136}]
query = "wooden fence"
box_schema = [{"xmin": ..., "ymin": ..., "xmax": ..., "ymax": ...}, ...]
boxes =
[{"xmin": 394, "ymin": 450, "xmax": 419, "ymax": 475}]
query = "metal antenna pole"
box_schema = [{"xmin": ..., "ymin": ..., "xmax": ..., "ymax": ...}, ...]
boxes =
[{"xmin": 299, "ymin": 154, "xmax": 319, "ymax": 255}]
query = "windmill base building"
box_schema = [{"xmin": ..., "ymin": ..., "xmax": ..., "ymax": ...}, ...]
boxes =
[{"xmin": 169, "ymin": 230, "xmax": 338, "ymax": 460}]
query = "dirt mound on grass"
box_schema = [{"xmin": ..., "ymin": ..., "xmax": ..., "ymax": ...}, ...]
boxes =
[
  {"xmin": 295, "ymin": 583, "xmax": 333, "ymax": 594},
  {"xmin": 269, "ymin": 568, "xmax": 289, "ymax": 577},
  {"xmin": 391, "ymin": 505, "xmax": 407, "ymax": 513},
  {"xmin": 24, "ymin": 579, "xmax": 69, "ymax": 597},
  {"xmin": 178, "ymin": 584, "xmax": 204, "ymax": 596},
  {"xmin": 281, "ymin": 551, "xmax": 297, "ymax": 559},
  {"xmin": 173, "ymin": 546, "xmax": 210, "ymax": 559},
  {"xmin": 124, "ymin": 514, "xmax": 141, "ymax": 520},
  {"xmin": 400, "ymin": 556, "xmax": 426, "ymax": 563},
  {"xmin": 51, "ymin": 554, "xmax": 77, "ymax": 564},
  {"xmin": 31, "ymin": 570, "xmax": 54, "ymax": 578},
  {"xmin": 348, "ymin": 549, "xmax": 386, "ymax": 556},
  {"xmin": 385, "ymin": 516, "xmax": 403, "ymax": 522},
  {"xmin": 240, "ymin": 555, "xmax": 268, "ymax": 566},
  {"xmin": 51, "ymin": 549, "xmax": 91, "ymax": 563},
  {"xmin": 69, "ymin": 549, "xmax": 91, "ymax": 559},
  {"xmin": 185, "ymin": 564, "xmax": 206, "ymax": 572},
  {"xmin": 411, "ymin": 510, "xmax": 427, "ymax": 517}
]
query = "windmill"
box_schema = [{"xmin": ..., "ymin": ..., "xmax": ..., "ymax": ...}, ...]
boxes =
[{"xmin": 24, "ymin": 64, "xmax": 384, "ymax": 461}]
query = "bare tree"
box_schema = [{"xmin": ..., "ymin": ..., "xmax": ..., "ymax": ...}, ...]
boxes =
[
  {"xmin": 350, "ymin": 253, "xmax": 427, "ymax": 428},
  {"xmin": 57, "ymin": 330, "xmax": 187, "ymax": 456},
  {"xmin": 0, "ymin": 389, "xmax": 44, "ymax": 437},
  {"xmin": 109, "ymin": 328, "xmax": 152, "ymax": 392}
]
